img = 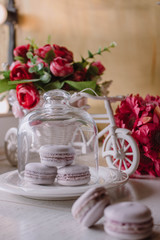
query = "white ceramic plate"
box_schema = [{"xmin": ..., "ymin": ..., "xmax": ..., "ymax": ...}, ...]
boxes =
[{"xmin": 0, "ymin": 167, "xmax": 128, "ymax": 200}]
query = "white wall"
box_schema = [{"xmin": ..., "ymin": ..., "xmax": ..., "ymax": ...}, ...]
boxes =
[{"xmin": 0, "ymin": 115, "xmax": 18, "ymax": 147}]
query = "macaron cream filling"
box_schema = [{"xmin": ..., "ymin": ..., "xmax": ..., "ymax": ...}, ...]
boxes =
[
  {"xmin": 104, "ymin": 218, "xmax": 153, "ymax": 234},
  {"xmin": 57, "ymin": 171, "xmax": 90, "ymax": 181},
  {"xmin": 73, "ymin": 187, "xmax": 109, "ymax": 220},
  {"xmin": 25, "ymin": 170, "xmax": 57, "ymax": 179}
]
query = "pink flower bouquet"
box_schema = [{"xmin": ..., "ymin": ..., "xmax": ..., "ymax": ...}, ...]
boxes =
[
  {"xmin": 0, "ymin": 38, "xmax": 116, "ymax": 113},
  {"xmin": 115, "ymin": 94, "xmax": 160, "ymax": 177}
]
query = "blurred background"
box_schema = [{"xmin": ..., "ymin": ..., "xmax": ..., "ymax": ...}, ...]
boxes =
[{"xmin": 0, "ymin": 0, "xmax": 160, "ymax": 146}]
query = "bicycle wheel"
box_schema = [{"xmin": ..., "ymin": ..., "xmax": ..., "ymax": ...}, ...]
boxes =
[{"xmin": 102, "ymin": 132, "xmax": 140, "ymax": 175}]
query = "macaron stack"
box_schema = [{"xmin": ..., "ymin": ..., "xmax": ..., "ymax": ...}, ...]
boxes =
[
  {"xmin": 71, "ymin": 189, "xmax": 153, "ymax": 240},
  {"xmin": 24, "ymin": 144, "xmax": 91, "ymax": 186}
]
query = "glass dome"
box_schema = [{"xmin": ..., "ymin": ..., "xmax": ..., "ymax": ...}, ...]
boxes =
[{"xmin": 17, "ymin": 89, "xmax": 99, "ymax": 185}]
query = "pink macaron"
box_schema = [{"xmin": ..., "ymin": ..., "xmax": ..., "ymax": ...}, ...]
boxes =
[
  {"xmin": 72, "ymin": 186, "xmax": 110, "ymax": 227},
  {"xmin": 39, "ymin": 145, "xmax": 75, "ymax": 167},
  {"xmin": 57, "ymin": 164, "xmax": 90, "ymax": 186},
  {"xmin": 24, "ymin": 162, "xmax": 57, "ymax": 185},
  {"xmin": 104, "ymin": 201, "xmax": 153, "ymax": 240}
]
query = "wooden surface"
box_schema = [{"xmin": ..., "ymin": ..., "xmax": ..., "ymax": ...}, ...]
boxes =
[
  {"xmin": 0, "ymin": 152, "xmax": 160, "ymax": 240},
  {"xmin": 0, "ymin": 0, "xmax": 160, "ymax": 115}
]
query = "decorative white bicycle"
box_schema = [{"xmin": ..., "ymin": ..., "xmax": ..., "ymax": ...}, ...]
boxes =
[
  {"xmin": 70, "ymin": 92, "xmax": 140, "ymax": 176},
  {"xmin": 4, "ymin": 91, "xmax": 140, "ymax": 176}
]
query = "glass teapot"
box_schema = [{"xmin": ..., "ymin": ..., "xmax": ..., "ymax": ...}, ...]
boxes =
[{"xmin": 17, "ymin": 89, "xmax": 99, "ymax": 184}]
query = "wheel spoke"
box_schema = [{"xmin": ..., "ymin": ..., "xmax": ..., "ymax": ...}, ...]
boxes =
[
  {"xmin": 118, "ymin": 159, "xmax": 122, "ymax": 170},
  {"xmin": 104, "ymin": 132, "xmax": 139, "ymax": 175},
  {"xmin": 113, "ymin": 158, "xmax": 119, "ymax": 166},
  {"xmin": 116, "ymin": 138, "xmax": 121, "ymax": 149},
  {"xmin": 123, "ymin": 160, "xmax": 128, "ymax": 170},
  {"xmin": 124, "ymin": 143, "xmax": 131, "ymax": 152},
  {"xmin": 125, "ymin": 152, "xmax": 134, "ymax": 156},
  {"xmin": 120, "ymin": 138, "xmax": 125, "ymax": 148},
  {"xmin": 124, "ymin": 157, "xmax": 133, "ymax": 165}
]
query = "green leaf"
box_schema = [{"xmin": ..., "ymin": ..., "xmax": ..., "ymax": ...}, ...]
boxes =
[
  {"xmin": 37, "ymin": 63, "xmax": 44, "ymax": 71},
  {"xmin": 28, "ymin": 45, "xmax": 34, "ymax": 52},
  {"xmin": 0, "ymin": 79, "xmax": 16, "ymax": 93},
  {"xmin": 81, "ymin": 57, "xmax": 86, "ymax": 62},
  {"xmin": 33, "ymin": 55, "xmax": 38, "ymax": 61},
  {"xmin": 44, "ymin": 49, "xmax": 55, "ymax": 64},
  {"xmin": 97, "ymin": 47, "xmax": 101, "ymax": 55},
  {"xmin": 40, "ymin": 72, "xmax": 51, "ymax": 83},
  {"xmin": 14, "ymin": 56, "xmax": 26, "ymax": 63},
  {"xmin": 3, "ymin": 71, "xmax": 10, "ymax": 79},
  {"xmin": 87, "ymin": 65, "xmax": 99, "ymax": 76},
  {"xmin": 8, "ymin": 79, "xmax": 40, "ymax": 85},
  {"xmin": 88, "ymin": 50, "xmax": 94, "ymax": 58},
  {"xmin": 109, "ymin": 41, "xmax": 117, "ymax": 48},
  {"xmin": 26, "ymin": 52, "xmax": 33, "ymax": 59},
  {"xmin": 28, "ymin": 66, "xmax": 38, "ymax": 73},
  {"xmin": 103, "ymin": 47, "xmax": 110, "ymax": 52},
  {"xmin": 44, "ymin": 80, "xmax": 65, "ymax": 91},
  {"xmin": 26, "ymin": 37, "xmax": 38, "ymax": 50},
  {"xmin": 95, "ymin": 84, "xmax": 101, "ymax": 95},
  {"xmin": 65, "ymin": 80, "xmax": 97, "ymax": 93},
  {"xmin": 73, "ymin": 61, "xmax": 88, "ymax": 71},
  {"xmin": 47, "ymin": 35, "xmax": 51, "ymax": 44}
]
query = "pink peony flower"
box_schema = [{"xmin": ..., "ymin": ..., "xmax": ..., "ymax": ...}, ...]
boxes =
[
  {"xmin": 115, "ymin": 94, "xmax": 145, "ymax": 130},
  {"xmin": 115, "ymin": 94, "xmax": 160, "ymax": 177},
  {"xmin": 50, "ymin": 57, "xmax": 73, "ymax": 77}
]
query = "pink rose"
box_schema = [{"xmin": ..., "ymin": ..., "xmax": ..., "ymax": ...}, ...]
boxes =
[
  {"xmin": 10, "ymin": 61, "xmax": 33, "ymax": 80},
  {"xmin": 73, "ymin": 69, "xmax": 86, "ymax": 82},
  {"xmin": 35, "ymin": 44, "xmax": 53, "ymax": 59},
  {"xmin": 53, "ymin": 44, "xmax": 73, "ymax": 63},
  {"xmin": 16, "ymin": 83, "xmax": 40, "ymax": 109},
  {"xmin": 13, "ymin": 44, "xmax": 30, "ymax": 58},
  {"xmin": 50, "ymin": 57, "xmax": 73, "ymax": 77},
  {"xmin": 91, "ymin": 61, "xmax": 105, "ymax": 75}
]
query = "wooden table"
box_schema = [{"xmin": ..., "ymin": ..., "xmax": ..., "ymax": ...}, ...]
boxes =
[{"xmin": 0, "ymin": 151, "xmax": 160, "ymax": 240}]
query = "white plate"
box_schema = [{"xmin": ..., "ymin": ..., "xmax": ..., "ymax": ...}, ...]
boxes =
[{"xmin": 0, "ymin": 167, "xmax": 128, "ymax": 200}]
